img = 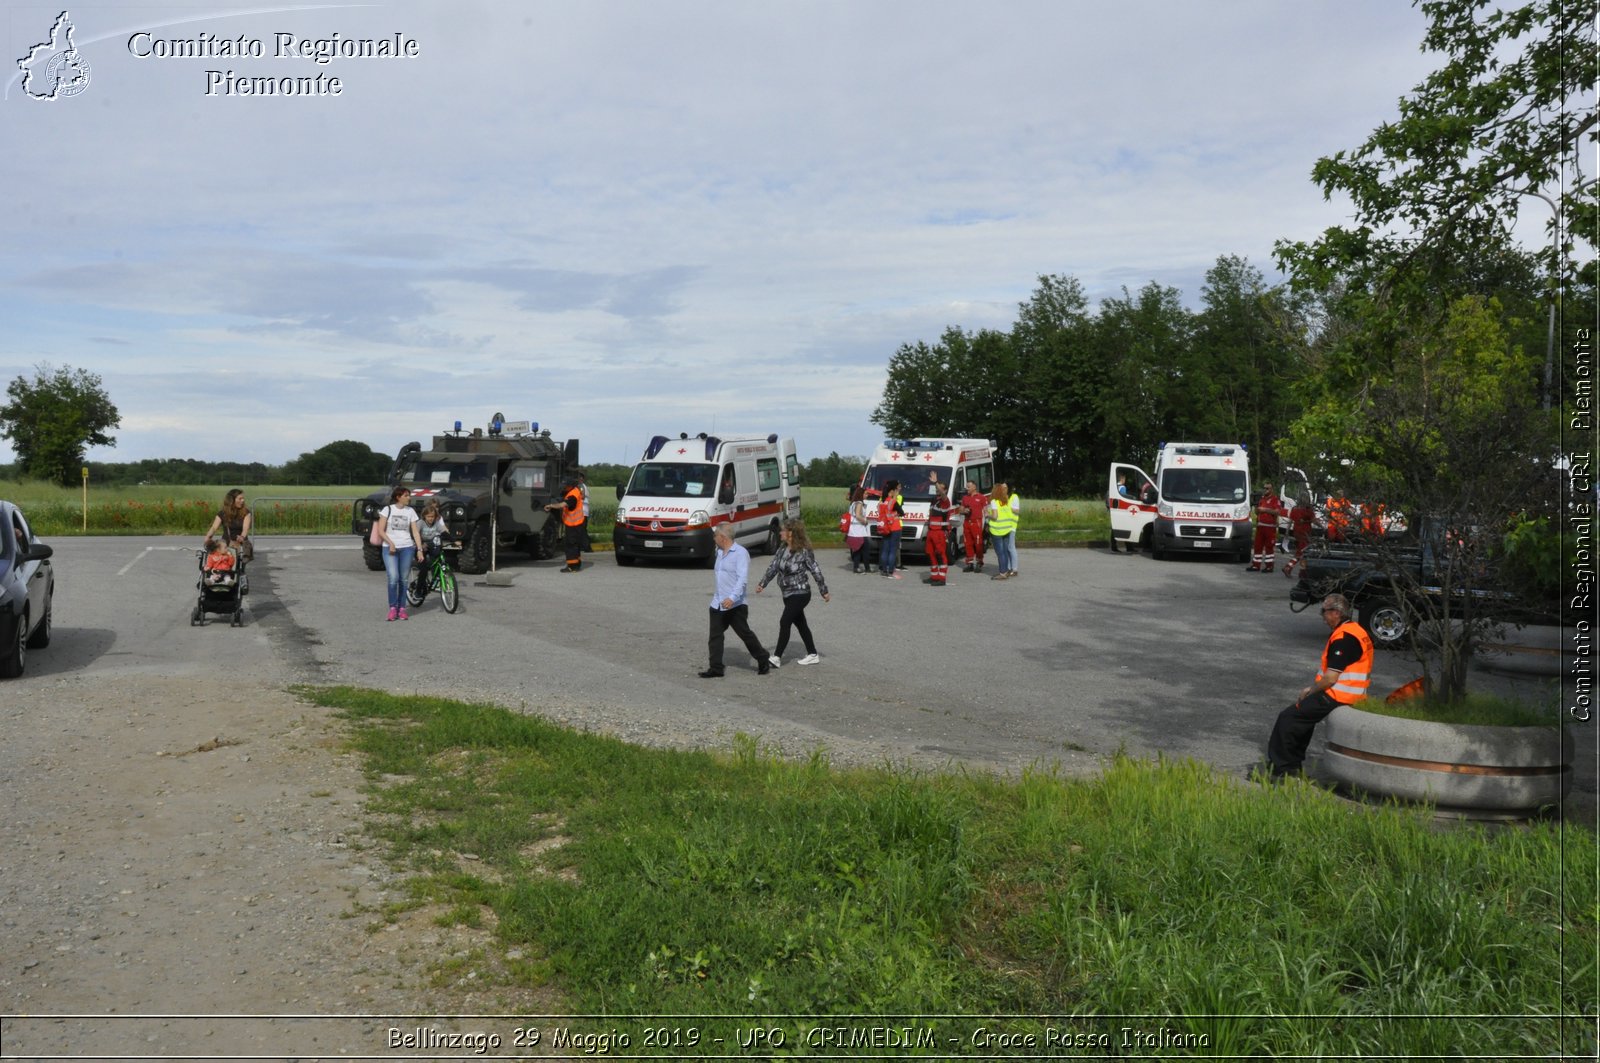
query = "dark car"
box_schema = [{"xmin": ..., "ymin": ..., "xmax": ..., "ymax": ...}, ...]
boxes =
[{"xmin": 0, "ymin": 500, "xmax": 55, "ymax": 678}]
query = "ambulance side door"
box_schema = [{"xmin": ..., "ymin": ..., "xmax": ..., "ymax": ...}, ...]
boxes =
[{"xmin": 1107, "ymin": 462, "xmax": 1156, "ymax": 548}]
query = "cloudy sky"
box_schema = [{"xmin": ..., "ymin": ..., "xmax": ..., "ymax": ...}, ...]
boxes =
[{"xmin": 2, "ymin": 1, "xmax": 1476, "ymax": 469}]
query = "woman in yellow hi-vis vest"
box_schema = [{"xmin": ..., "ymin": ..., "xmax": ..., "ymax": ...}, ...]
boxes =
[
  {"xmin": 1264, "ymin": 593, "xmax": 1374, "ymax": 778},
  {"xmin": 986, "ymin": 483, "xmax": 1021, "ymax": 580}
]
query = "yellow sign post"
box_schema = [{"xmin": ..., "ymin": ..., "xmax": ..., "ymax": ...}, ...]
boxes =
[{"xmin": 81, "ymin": 466, "xmax": 88, "ymax": 531}]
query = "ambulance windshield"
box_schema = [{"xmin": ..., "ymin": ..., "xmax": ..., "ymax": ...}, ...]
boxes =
[
  {"xmin": 1160, "ymin": 468, "xmax": 1248, "ymax": 504},
  {"xmin": 626, "ymin": 461, "xmax": 718, "ymax": 498},
  {"xmin": 862, "ymin": 465, "xmax": 955, "ymax": 500}
]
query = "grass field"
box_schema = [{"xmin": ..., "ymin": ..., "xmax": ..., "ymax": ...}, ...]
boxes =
[
  {"xmin": 307, "ymin": 685, "xmax": 1596, "ymax": 1056},
  {"xmin": 2, "ymin": 481, "xmax": 1113, "ymax": 543}
]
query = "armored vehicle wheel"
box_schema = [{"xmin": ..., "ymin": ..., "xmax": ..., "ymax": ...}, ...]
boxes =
[
  {"xmin": 361, "ymin": 541, "xmax": 385, "ymax": 571},
  {"xmin": 457, "ymin": 521, "xmax": 493, "ymax": 575}
]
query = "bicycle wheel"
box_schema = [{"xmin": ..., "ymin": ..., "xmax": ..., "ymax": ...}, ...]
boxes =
[
  {"xmin": 440, "ymin": 567, "xmax": 459, "ymax": 613},
  {"xmin": 406, "ymin": 571, "xmax": 427, "ymax": 608}
]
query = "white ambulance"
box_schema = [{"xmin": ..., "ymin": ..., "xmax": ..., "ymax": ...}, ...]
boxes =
[
  {"xmin": 1107, "ymin": 441, "xmax": 1252, "ymax": 560},
  {"xmin": 612, "ymin": 432, "xmax": 801, "ymax": 565},
  {"xmin": 858, "ymin": 438, "xmax": 996, "ymax": 559}
]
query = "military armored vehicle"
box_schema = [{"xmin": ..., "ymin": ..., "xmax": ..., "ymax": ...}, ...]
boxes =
[{"xmin": 352, "ymin": 415, "xmax": 579, "ymax": 575}]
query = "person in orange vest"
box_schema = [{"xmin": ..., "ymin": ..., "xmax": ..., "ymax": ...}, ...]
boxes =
[
  {"xmin": 1325, "ymin": 496, "xmax": 1352, "ymax": 542},
  {"xmin": 1247, "ymin": 485, "xmax": 1284, "ymax": 572},
  {"xmin": 876, "ymin": 479, "xmax": 904, "ymax": 578},
  {"xmin": 1262, "ymin": 593, "xmax": 1374, "ymax": 779},
  {"xmin": 544, "ymin": 477, "xmax": 590, "ymax": 572}
]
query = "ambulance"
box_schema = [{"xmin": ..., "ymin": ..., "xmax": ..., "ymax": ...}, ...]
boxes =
[
  {"xmin": 1107, "ymin": 441, "xmax": 1252, "ymax": 560},
  {"xmin": 612, "ymin": 432, "xmax": 801, "ymax": 565},
  {"xmin": 858, "ymin": 438, "xmax": 996, "ymax": 559}
]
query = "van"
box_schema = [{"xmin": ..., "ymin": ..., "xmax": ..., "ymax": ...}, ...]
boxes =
[
  {"xmin": 1107, "ymin": 442, "xmax": 1251, "ymax": 560},
  {"xmin": 858, "ymin": 438, "xmax": 996, "ymax": 559},
  {"xmin": 613, "ymin": 432, "xmax": 801, "ymax": 565}
]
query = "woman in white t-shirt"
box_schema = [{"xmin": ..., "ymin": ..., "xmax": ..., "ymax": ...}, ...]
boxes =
[{"xmin": 378, "ymin": 486, "xmax": 424, "ymax": 621}]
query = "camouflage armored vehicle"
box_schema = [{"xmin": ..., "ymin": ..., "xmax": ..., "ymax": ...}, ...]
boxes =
[{"xmin": 352, "ymin": 416, "xmax": 579, "ymax": 575}]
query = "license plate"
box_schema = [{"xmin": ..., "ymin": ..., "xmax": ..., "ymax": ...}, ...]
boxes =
[
  {"xmin": 1193, "ymin": 540, "xmax": 1212, "ymax": 548},
  {"xmin": 645, "ymin": 540, "xmax": 663, "ymax": 549}
]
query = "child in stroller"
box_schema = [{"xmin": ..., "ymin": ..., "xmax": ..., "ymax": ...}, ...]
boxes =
[{"xmin": 193, "ymin": 537, "xmax": 248, "ymax": 626}]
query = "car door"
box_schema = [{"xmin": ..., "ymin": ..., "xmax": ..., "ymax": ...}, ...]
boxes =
[{"xmin": 1107, "ymin": 462, "xmax": 1156, "ymax": 549}]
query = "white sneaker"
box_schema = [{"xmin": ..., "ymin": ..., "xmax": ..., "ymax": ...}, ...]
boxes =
[
  {"xmin": 768, "ymin": 654, "xmax": 782, "ymax": 669},
  {"xmin": 797, "ymin": 653, "xmax": 820, "ymax": 666}
]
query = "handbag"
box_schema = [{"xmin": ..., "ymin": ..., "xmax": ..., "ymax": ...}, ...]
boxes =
[
  {"xmin": 368, "ymin": 507, "xmax": 386, "ymax": 546},
  {"xmin": 838, "ymin": 509, "xmax": 852, "ymax": 535}
]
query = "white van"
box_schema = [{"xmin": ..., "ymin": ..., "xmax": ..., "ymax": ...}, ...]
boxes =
[
  {"xmin": 613, "ymin": 433, "xmax": 801, "ymax": 565},
  {"xmin": 1107, "ymin": 442, "xmax": 1252, "ymax": 560},
  {"xmin": 858, "ymin": 438, "xmax": 996, "ymax": 559}
]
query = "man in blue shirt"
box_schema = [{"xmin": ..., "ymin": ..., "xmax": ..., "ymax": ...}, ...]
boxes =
[{"xmin": 700, "ymin": 525, "xmax": 772, "ymax": 678}]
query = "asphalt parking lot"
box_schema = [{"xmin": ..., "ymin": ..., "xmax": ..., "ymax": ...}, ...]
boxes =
[{"xmin": 14, "ymin": 534, "xmax": 1589, "ymax": 804}]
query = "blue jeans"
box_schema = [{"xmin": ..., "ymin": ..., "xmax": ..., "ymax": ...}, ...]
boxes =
[
  {"xmin": 991, "ymin": 532, "xmax": 1016, "ymax": 574},
  {"xmin": 383, "ymin": 546, "xmax": 416, "ymax": 609},
  {"xmin": 878, "ymin": 530, "xmax": 901, "ymax": 574}
]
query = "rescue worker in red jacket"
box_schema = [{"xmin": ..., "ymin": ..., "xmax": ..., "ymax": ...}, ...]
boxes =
[
  {"xmin": 959, "ymin": 481, "xmax": 988, "ymax": 573},
  {"xmin": 1281, "ymin": 496, "xmax": 1315, "ymax": 577},
  {"xmin": 926, "ymin": 482, "xmax": 957, "ymax": 586},
  {"xmin": 1263, "ymin": 593, "xmax": 1374, "ymax": 779},
  {"xmin": 1248, "ymin": 486, "xmax": 1285, "ymax": 572}
]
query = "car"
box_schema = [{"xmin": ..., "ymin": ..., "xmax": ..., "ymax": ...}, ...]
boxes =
[{"xmin": 0, "ymin": 500, "xmax": 55, "ymax": 677}]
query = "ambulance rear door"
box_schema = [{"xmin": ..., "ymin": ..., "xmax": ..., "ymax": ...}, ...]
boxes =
[{"xmin": 1107, "ymin": 462, "xmax": 1156, "ymax": 551}]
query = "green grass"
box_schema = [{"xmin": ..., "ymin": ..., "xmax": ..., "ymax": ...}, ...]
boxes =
[
  {"xmin": 1356, "ymin": 692, "xmax": 1563, "ymax": 728},
  {"xmin": 304, "ymin": 685, "xmax": 1596, "ymax": 1056}
]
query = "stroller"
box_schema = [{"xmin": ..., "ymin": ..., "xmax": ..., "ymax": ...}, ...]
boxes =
[{"xmin": 192, "ymin": 541, "xmax": 247, "ymax": 627}]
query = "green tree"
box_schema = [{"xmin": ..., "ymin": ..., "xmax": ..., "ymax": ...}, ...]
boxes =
[
  {"xmin": 1276, "ymin": 0, "xmax": 1594, "ymax": 298},
  {"xmin": 0, "ymin": 364, "xmax": 120, "ymax": 486},
  {"xmin": 282, "ymin": 440, "xmax": 392, "ymax": 485}
]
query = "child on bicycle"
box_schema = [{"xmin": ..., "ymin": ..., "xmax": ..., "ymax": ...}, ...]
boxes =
[{"xmin": 417, "ymin": 500, "xmax": 449, "ymax": 570}]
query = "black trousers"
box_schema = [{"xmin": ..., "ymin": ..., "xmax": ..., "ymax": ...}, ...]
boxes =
[
  {"xmin": 707, "ymin": 605, "xmax": 767, "ymax": 672},
  {"xmin": 1266, "ymin": 690, "xmax": 1339, "ymax": 775},
  {"xmin": 774, "ymin": 592, "xmax": 816, "ymax": 656}
]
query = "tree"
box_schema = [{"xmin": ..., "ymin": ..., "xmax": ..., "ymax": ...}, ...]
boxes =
[
  {"xmin": 281, "ymin": 440, "xmax": 392, "ymax": 485},
  {"xmin": 0, "ymin": 364, "xmax": 120, "ymax": 486},
  {"xmin": 1276, "ymin": 0, "xmax": 1595, "ymax": 299},
  {"xmin": 1280, "ymin": 296, "xmax": 1555, "ymax": 703}
]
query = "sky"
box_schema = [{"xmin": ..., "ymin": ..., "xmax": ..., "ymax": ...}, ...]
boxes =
[{"xmin": 0, "ymin": 0, "xmax": 1501, "ymax": 470}]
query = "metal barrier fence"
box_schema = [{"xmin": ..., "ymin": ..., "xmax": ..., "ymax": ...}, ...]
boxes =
[{"xmin": 250, "ymin": 496, "xmax": 358, "ymax": 536}]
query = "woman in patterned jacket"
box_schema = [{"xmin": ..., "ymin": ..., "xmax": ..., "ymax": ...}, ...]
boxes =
[{"xmin": 754, "ymin": 518, "xmax": 831, "ymax": 666}]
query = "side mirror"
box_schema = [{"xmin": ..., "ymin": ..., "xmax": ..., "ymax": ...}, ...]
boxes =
[
  {"xmin": 25, "ymin": 542, "xmax": 53, "ymax": 562},
  {"xmin": 615, "ymin": 484, "xmax": 625, "ymax": 500}
]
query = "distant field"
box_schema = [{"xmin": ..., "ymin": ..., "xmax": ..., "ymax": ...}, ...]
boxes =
[{"xmin": 2, "ymin": 480, "xmax": 1111, "ymax": 542}]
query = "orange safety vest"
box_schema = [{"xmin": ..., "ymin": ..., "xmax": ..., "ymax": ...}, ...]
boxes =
[
  {"xmin": 561, "ymin": 486, "xmax": 585, "ymax": 527},
  {"xmin": 1317, "ymin": 620, "xmax": 1374, "ymax": 704},
  {"xmin": 878, "ymin": 493, "xmax": 902, "ymax": 533}
]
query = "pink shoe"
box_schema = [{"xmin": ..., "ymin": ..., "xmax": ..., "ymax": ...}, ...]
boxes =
[
  {"xmin": 386, "ymin": 607, "xmax": 398, "ymax": 622},
  {"xmin": 398, "ymin": 608, "xmax": 409, "ymax": 620}
]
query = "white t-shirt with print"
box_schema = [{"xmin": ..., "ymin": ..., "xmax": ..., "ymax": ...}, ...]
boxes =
[{"xmin": 382, "ymin": 505, "xmax": 420, "ymax": 548}]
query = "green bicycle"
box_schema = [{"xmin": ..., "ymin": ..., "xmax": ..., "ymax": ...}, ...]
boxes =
[{"xmin": 406, "ymin": 542, "xmax": 460, "ymax": 613}]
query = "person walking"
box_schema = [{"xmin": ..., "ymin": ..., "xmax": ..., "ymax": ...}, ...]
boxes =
[
  {"xmin": 377, "ymin": 486, "xmax": 424, "ymax": 621},
  {"xmin": 546, "ymin": 476, "xmax": 590, "ymax": 572},
  {"xmin": 959, "ymin": 481, "xmax": 988, "ymax": 572},
  {"xmin": 987, "ymin": 482, "xmax": 1020, "ymax": 579},
  {"xmin": 925, "ymin": 481, "xmax": 957, "ymax": 585},
  {"xmin": 1282, "ymin": 495, "xmax": 1315, "ymax": 578},
  {"xmin": 204, "ymin": 488, "xmax": 254, "ymax": 563},
  {"xmin": 1263, "ymin": 593, "xmax": 1375, "ymax": 779},
  {"xmin": 700, "ymin": 524, "xmax": 773, "ymax": 678},
  {"xmin": 845, "ymin": 485, "xmax": 872, "ymax": 573},
  {"xmin": 1249, "ymin": 484, "xmax": 1285, "ymax": 572},
  {"xmin": 877, "ymin": 479, "xmax": 904, "ymax": 578},
  {"xmin": 756, "ymin": 518, "xmax": 831, "ymax": 666}
]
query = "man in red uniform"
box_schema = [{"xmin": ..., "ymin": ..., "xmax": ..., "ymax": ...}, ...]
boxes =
[
  {"xmin": 1281, "ymin": 496, "xmax": 1315, "ymax": 577},
  {"xmin": 959, "ymin": 481, "xmax": 988, "ymax": 573},
  {"xmin": 926, "ymin": 482, "xmax": 956, "ymax": 586},
  {"xmin": 1263, "ymin": 593, "xmax": 1374, "ymax": 779},
  {"xmin": 1248, "ymin": 486, "xmax": 1284, "ymax": 572}
]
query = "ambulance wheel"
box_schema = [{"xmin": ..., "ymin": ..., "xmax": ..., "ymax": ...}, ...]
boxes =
[
  {"xmin": 1108, "ymin": 532, "xmax": 1119, "ymax": 553},
  {"xmin": 615, "ymin": 552, "xmax": 636, "ymax": 566},
  {"xmin": 763, "ymin": 522, "xmax": 781, "ymax": 556}
]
